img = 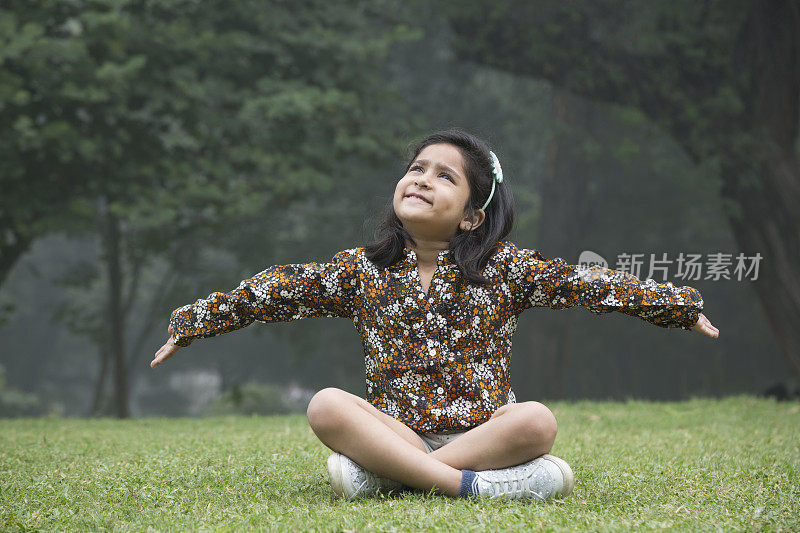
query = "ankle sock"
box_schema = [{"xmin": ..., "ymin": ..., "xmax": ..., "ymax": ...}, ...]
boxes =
[{"xmin": 459, "ymin": 469, "xmax": 477, "ymax": 498}]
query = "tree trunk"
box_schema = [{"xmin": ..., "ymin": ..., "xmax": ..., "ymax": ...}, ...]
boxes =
[
  {"xmin": 0, "ymin": 228, "xmax": 30, "ymax": 294},
  {"xmin": 721, "ymin": 156, "xmax": 800, "ymax": 379},
  {"xmin": 89, "ymin": 343, "xmax": 109, "ymax": 416},
  {"xmin": 102, "ymin": 204, "xmax": 130, "ymax": 418},
  {"xmin": 720, "ymin": 0, "xmax": 800, "ymax": 379}
]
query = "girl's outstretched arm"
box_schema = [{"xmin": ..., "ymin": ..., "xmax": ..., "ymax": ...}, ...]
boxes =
[
  {"xmin": 503, "ymin": 243, "xmax": 711, "ymax": 333},
  {"xmin": 149, "ymin": 249, "xmax": 359, "ymax": 367}
]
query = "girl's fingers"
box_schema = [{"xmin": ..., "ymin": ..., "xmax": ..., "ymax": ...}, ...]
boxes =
[
  {"xmin": 151, "ymin": 350, "xmax": 169, "ymax": 368},
  {"xmin": 150, "ymin": 347, "xmax": 164, "ymax": 368},
  {"xmin": 694, "ymin": 313, "xmax": 719, "ymax": 338},
  {"xmin": 151, "ymin": 338, "xmax": 179, "ymax": 368},
  {"xmin": 703, "ymin": 314, "xmax": 719, "ymax": 336}
]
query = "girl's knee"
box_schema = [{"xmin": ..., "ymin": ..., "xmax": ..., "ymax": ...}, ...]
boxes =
[
  {"xmin": 515, "ymin": 401, "xmax": 558, "ymax": 450},
  {"xmin": 306, "ymin": 387, "xmax": 348, "ymax": 433}
]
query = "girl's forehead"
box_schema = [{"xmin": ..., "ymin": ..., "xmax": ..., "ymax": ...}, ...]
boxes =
[{"xmin": 416, "ymin": 143, "xmax": 466, "ymax": 176}]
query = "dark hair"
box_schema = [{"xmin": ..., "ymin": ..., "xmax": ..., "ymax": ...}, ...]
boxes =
[{"xmin": 365, "ymin": 129, "xmax": 515, "ymax": 285}]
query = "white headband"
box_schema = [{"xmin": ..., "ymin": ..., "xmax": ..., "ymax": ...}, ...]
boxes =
[{"xmin": 481, "ymin": 150, "xmax": 504, "ymax": 211}]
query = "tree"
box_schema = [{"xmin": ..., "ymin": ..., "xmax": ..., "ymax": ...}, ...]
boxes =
[
  {"xmin": 447, "ymin": 0, "xmax": 800, "ymax": 380},
  {"xmin": 0, "ymin": 0, "xmax": 411, "ymax": 416}
]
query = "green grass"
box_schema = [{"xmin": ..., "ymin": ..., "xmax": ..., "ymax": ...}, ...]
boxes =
[{"xmin": 1, "ymin": 397, "xmax": 798, "ymax": 531}]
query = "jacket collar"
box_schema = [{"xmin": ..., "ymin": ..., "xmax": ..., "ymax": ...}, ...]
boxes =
[
  {"xmin": 388, "ymin": 247, "xmax": 453, "ymax": 270},
  {"xmin": 404, "ymin": 247, "xmax": 453, "ymax": 265}
]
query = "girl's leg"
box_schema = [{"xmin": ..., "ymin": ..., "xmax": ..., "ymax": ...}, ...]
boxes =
[
  {"xmin": 306, "ymin": 388, "xmax": 462, "ymax": 497},
  {"xmin": 430, "ymin": 402, "xmax": 558, "ymax": 471}
]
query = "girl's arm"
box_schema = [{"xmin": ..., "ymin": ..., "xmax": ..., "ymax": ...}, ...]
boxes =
[
  {"xmin": 150, "ymin": 249, "xmax": 359, "ymax": 368},
  {"xmin": 505, "ymin": 243, "xmax": 717, "ymax": 336}
]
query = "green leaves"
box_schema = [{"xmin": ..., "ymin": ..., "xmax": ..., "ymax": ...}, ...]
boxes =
[
  {"xmin": 0, "ymin": 0, "xmax": 414, "ymax": 415},
  {"xmin": 0, "ymin": 0, "xmax": 408, "ymax": 281}
]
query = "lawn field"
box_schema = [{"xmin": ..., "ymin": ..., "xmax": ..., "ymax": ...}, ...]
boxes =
[{"xmin": 1, "ymin": 397, "xmax": 798, "ymax": 531}]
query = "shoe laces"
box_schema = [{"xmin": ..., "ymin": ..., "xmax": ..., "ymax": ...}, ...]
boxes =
[{"xmin": 478, "ymin": 460, "xmax": 551, "ymax": 500}]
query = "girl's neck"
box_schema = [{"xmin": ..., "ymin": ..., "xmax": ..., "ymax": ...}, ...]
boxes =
[{"xmin": 406, "ymin": 238, "xmax": 449, "ymax": 269}]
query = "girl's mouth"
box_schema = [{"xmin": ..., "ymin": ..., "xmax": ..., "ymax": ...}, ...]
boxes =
[{"xmin": 404, "ymin": 193, "xmax": 432, "ymax": 205}]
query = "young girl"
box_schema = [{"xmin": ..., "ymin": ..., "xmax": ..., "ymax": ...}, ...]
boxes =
[{"xmin": 151, "ymin": 129, "xmax": 719, "ymax": 501}]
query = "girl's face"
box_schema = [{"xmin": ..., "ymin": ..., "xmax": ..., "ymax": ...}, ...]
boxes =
[{"xmin": 393, "ymin": 143, "xmax": 484, "ymax": 243}]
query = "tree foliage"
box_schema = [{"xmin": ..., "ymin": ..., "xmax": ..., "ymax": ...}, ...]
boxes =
[
  {"xmin": 0, "ymin": 0, "xmax": 408, "ymax": 278},
  {"xmin": 0, "ymin": 0, "xmax": 412, "ymax": 416}
]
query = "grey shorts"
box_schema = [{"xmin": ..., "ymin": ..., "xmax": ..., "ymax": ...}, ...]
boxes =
[{"xmin": 417, "ymin": 430, "xmax": 467, "ymax": 453}]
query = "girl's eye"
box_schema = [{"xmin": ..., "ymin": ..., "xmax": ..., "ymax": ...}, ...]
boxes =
[
  {"xmin": 410, "ymin": 165, "xmax": 423, "ymax": 173},
  {"xmin": 440, "ymin": 173, "xmax": 454, "ymax": 182}
]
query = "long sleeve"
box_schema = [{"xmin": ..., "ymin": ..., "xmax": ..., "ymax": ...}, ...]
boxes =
[
  {"xmin": 168, "ymin": 249, "xmax": 359, "ymax": 346},
  {"xmin": 503, "ymin": 243, "xmax": 703, "ymax": 330}
]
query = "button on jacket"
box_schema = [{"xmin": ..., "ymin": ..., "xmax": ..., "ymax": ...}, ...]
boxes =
[{"xmin": 169, "ymin": 241, "xmax": 703, "ymax": 432}]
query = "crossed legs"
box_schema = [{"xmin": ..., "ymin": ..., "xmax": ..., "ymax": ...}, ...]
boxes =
[{"xmin": 305, "ymin": 388, "xmax": 557, "ymax": 498}]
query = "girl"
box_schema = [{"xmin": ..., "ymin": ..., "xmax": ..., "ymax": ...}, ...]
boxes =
[{"xmin": 151, "ymin": 129, "xmax": 719, "ymax": 501}]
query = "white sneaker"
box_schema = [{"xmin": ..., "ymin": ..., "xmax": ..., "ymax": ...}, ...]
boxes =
[
  {"xmin": 471, "ymin": 454, "xmax": 574, "ymax": 501},
  {"xmin": 327, "ymin": 452, "xmax": 404, "ymax": 500}
]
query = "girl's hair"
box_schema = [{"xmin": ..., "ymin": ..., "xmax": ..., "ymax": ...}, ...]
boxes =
[{"xmin": 365, "ymin": 129, "xmax": 515, "ymax": 285}]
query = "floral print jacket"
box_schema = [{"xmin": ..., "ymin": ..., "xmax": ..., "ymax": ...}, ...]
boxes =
[{"xmin": 169, "ymin": 241, "xmax": 703, "ymax": 432}]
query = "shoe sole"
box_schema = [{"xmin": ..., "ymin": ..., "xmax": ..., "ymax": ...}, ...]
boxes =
[
  {"xmin": 327, "ymin": 453, "xmax": 346, "ymax": 498},
  {"xmin": 542, "ymin": 454, "xmax": 574, "ymax": 498}
]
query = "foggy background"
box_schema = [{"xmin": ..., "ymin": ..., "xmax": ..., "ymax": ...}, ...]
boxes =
[{"xmin": 1, "ymin": 1, "xmax": 797, "ymax": 417}]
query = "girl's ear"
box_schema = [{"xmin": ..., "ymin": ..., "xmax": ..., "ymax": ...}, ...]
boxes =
[{"xmin": 460, "ymin": 209, "xmax": 486, "ymax": 231}]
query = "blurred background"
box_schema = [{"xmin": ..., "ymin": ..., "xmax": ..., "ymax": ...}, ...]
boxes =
[{"xmin": 1, "ymin": 0, "xmax": 798, "ymax": 418}]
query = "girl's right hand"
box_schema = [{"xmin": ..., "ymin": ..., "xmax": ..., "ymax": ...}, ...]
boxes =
[
  {"xmin": 692, "ymin": 312, "xmax": 719, "ymax": 338},
  {"xmin": 151, "ymin": 327, "xmax": 185, "ymax": 368}
]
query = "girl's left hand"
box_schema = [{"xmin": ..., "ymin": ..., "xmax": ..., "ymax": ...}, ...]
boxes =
[
  {"xmin": 151, "ymin": 325, "xmax": 188, "ymax": 368},
  {"xmin": 692, "ymin": 313, "xmax": 719, "ymax": 338},
  {"xmin": 151, "ymin": 336, "xmax": 181, "ymax": 368}
]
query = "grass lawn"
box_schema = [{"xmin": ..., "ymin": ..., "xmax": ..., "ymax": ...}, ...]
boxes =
[{"xmin": 1, "ymin": 396, "xmax": 798, "ymax": 531}]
